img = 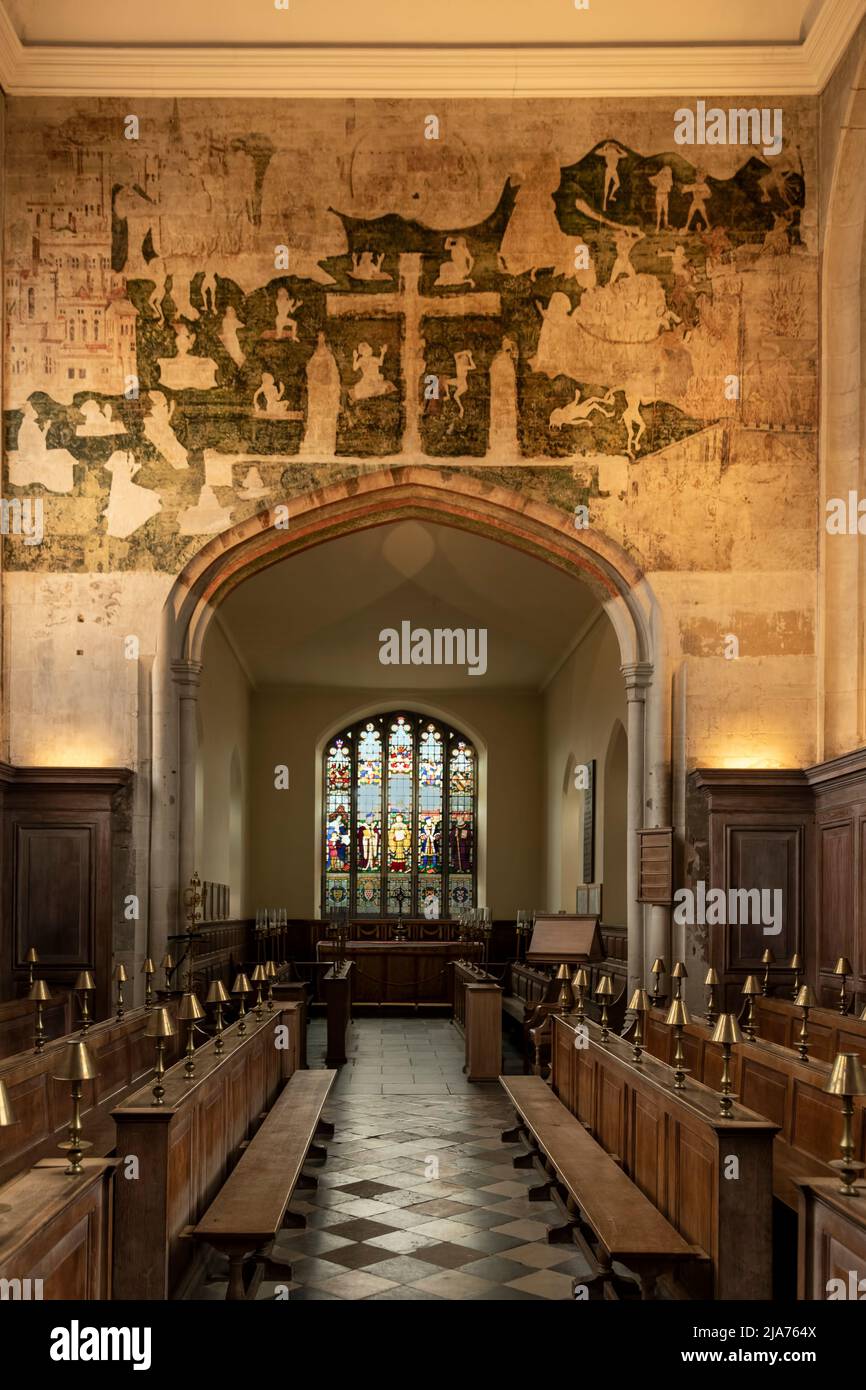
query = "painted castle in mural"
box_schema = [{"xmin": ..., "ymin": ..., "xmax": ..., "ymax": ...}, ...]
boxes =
[{"xmin": 2, "ymin": 101, "xmax": 813, "ymax": 570}]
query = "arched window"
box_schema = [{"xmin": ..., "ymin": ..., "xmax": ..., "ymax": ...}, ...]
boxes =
[{"xmin": 323, "ymin": 711, "xmax": 476, "ymax": 920}]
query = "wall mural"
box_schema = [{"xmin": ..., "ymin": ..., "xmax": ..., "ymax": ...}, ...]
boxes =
[{"xmin": 2, "ymin": 99, "xmax": 814, "ymax": 573}]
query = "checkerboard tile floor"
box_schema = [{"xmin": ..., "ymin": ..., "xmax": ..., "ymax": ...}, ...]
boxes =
[{"xmin": 195, "ymin": 1017, "xmax": 592, "ymax": 1300}]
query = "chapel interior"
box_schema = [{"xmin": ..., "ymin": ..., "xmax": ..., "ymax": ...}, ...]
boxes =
[{"xmin": 1, "ymin": 0, "xmax": 866, "ymax": 1312}]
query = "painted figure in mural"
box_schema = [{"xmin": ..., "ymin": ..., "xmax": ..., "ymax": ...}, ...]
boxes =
[
  {"xmin": 253, "ymin": 373, "xmax": 295, "ymax": 417},
  {"xmin": 450, "ymin": 812, "xmax": 473, "ymax": 872},
  {"xmin": 419, "ymin": 815, "xmax": 440, "ymax": 872},
  {"xmin": 762, "ymin": 210, "xmax": 793, "ymax": 257},
  {"xmin": 597, "ymin": 142, "xmax": 627, "ymax": 210},
  {"xmin": 143, "ymin": 391, "xmax": 189, "ymax": 470},
  {"xmin": 75, "ymin": 400, "xmax": 126, "ymax": 437},
  {"xmin": 609, "ymin": 226, "xmax": 644, "ymax": 286},
  {"xmin": 422, "ymin": 888, "xmax": 440, "ymax": 921},
  {"xmin": 157, "ymin": 323, "xmax": 219, "ymax": 391},
  {"xmin": 388, "ymin": 813, "xmax": 410, "ymax": 871},
  {"xmin": 300, "ymin": 333, "xmax": 341, "ymax": 457},
  {"xmin": 103, "ymin": 451, "xmax": 162, "ymax": 539},
  {"xmin": 549, "ymin": 389, "xmax": 615, "ymax": 432},
  {"xmin": 531, "ymin": 292, "xmax": 576, "ymax": 375},
  {"xmin": 443, "ymin": 349, "xmax": 476, "ymax": 421},
  {"xmin": 8, "ymin": 401, "xmax": 77, "ymax": 494},
  {"xmin": 349, "ymin": 251, "xmax": 391, "ymax": 282},
  {"xmin": 682, "ymin": 171, "xmax": 712, "ymax": 232},
  {"xmin": 648, "ymin": 165, "xmax": 674, "ymax": 232},
  {"xmin": 274, "ymin": 288, "xmax": 303, "ymax": 341},
  {"xmin": 350, "ymin": 343, "xmax": 396, "ymax": 401},
  {"xmin": 219, "ymin": 306, "xmax": 246, "ymax": 366},
  {"xmin": 488, "ymin": 336, "xmax": 520, "ymax": 461},
  {"xmin": 326, "ymin": 806, "xmax": 350, "ymax": 869},
  {"xmin": 657, "ymin": 245, "xmax": 697, "ymax": 332},
  {"xmin": 498, "ymin": 157, "xmax": 586, "ymax": 281},
  {"xmin": 358, "ymin": 816, "xmax": 380, "ymax": 871},
  {"xmin": 435, "ymin": 236, "xmax": 475, "ymax": 289}
]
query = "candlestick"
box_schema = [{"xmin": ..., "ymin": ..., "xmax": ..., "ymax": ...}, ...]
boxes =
[
  {"xmin": 264, "ymin": 960, "xmax": 277, "ymax": 1011},
  {"xmin": 573, "ymin": 967, "xmax": 590, "ymax": 1024},
  {"xmin": 251, "ymin": 964, "xmax": 267, "ymax": 1020},
  {"xmin": 53, "ymin": 1039, "xmax": 97, "ymax": 1175},
  {"xmin": 824, "ymin": 1052, "xmax": 866, "ymax": 1195},
  {"xmin": 145, "ymin": 1005, "xmax": 176, "ymax": 1105},
  {"xmin": 795, "ymin": 983, "xmax": 818, "ymax": 1062},
  {"xmin": 760, "ymin": 948, "xmax": 775, "ymax": 996},
  {"xmin": 161, "ymin": 952, "xmax": 175, "ymax": 991},
  {"xmin": 232, "ymin": 972, "xmax": 251, "ymax": 1036},
  {"xmin": 141, "ymin": 957, "xmax": 155, "ymax": 1010},
  {"xmin": 114, "ymin": 963, "xmax": 128, "ymax": 1020},
  {"xmin": 206, "ymin": 980, "xmax": 230, "ymax": 1053},
  {"xmin": 178, "ymin": 991, "xmax": 205, "ymax": 1080},
  {"xmin": 672, "ymin": 961, "xmax": 687, "ymax": 1000},
  {"xmin": 74, "ymin": 970, "xmax": 95, "ymax": 1035},
  {"xmin": 555, "ymin": 963, "xmax": 574, "ymax": 1014},
  {"xmin": 704, "ymin": 967, "xmax": 720, "ymax": 1027},
  {"xmin": 710, "ymin": 1012, "xmax": 743, "ymax": 1116}
]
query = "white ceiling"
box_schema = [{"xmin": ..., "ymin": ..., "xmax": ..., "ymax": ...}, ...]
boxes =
[
  {"xmin": 216, "ymin": 520, "xmax": 600, "ymax": 689},
  {"xmin": 1, "ymin": 0, "xmax": 822, "ymax": 47}
]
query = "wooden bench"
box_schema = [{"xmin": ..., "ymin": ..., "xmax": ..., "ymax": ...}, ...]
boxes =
[
  {"xmin": 500, "ymin": 1074, "xmax": 697, "ymax": 1299},
  {"xmin": 193, "ymin": 1068, "xmax": 336, "ymax": 1299}
]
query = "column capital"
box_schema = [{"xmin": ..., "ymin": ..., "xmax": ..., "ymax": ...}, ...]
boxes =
[
  {"xmin": 171, "ymin": 658, "xmax": 203, "ymax": 693},
  {"xmin": 620, "ymin": 661, "xmax": 654, "ymax": 697}
]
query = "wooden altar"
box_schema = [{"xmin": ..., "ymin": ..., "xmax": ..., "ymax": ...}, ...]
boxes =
[{"xmin": 317, "ymin": 939, "xmax": 481, "ymax": 1007}]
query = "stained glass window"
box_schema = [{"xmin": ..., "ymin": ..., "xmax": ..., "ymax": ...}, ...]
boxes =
[{"xmin": 322, "ymin": 712, "xmax": 476, "ymax": 920}]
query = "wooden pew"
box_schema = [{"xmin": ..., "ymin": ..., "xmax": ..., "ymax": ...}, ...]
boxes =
[
  {"xmin": 111, "ymin": 1002, "xmax": 302, "ymax": 1300},
  {"xmin": 452, "ymin": 961, "xmax": 501, "ymax": 1081},
  {"xmin": 323, "ymin": 962, "xmax": 352, "ymax": 1067},
  {"xmin": 0, "ymin": 1158, "xmax": 116, "ymax": 1299},
  {"xmin": 756, "ymin": 996, "xmax": 866, "ymax": 1065},
  {"xmin": 550, "ymin": 1013, "xmax": 779, "ymax": 1299},
  {"xmin": 0, "ymin": 1004, "xmax": 181, "ymax": 1186},
  {"xmin": 500, "ymin": 1074, "xmax": 696, "ymax": 1298},
  {"xmin": 796, "ymin": 1178, "xmax": 866, "ymax": 1300},
  {"xmin": 193, "ymin": 1068, "xmax": 336, "ymax": 1299},
  {"xmin": 0, "ymin": 991, "xmax": 72, "ymax": 1060},
  {"xmin": 642, "ymin": 1005, "xmax": 866, "ymax": 1210}
]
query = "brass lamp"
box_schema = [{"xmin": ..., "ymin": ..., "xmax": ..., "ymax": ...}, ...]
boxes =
[
  {"xmin": 834, "ymin": 957, "xmax": 853, "ymax": 1016},
  {"xmin": 555, "ymin": 964, "xmax": 574, "ymax": 1014},
  {"xmin": 672, "ymin": 961, "xmax": 687, "ymax": 1000},
  {"xmin": 28, "ymin": 978, "xmax": 52, "ymax": 1054},
  {"xmin": 178, "ymin": 991, "xmax": 205, "ymax": 1080},
  {"xmin": 74, "ymin": 970, "xmax": 95, "ymax": 1035},
  {"xmin": 53, "ymin": 1038, "xmax": 97, "ymax": 1175},
  {"xmin": 145, "ymin": 1006, "xmax": 176, "ymax": 1105},
  {"xmin": 795, "ymin": 983, "xmax": 818, "ymax": 1062},
  {"xmin": 650, "ymin": 958, "xmax": 666, "ymax": 1007},
  {"xmin": 790, "ymin": 953, "xmax": 803, "ymax": 1000},
  {"xmin": 232, "ymin": 972, "xmax": 251, "ymax": 1037},
  {"xmin": 264, "ymin": 960, "xmax": 277, "ymax": 1011},
  {"xmin": 141, "ymin": 957, "xmax": 155, "ymax": 1010},
  {"xmin": 572, "ymin": 967, "xmax": 590, "ymax": 1023},
  {"xmin": 251, "ymin": 963, "xmax": 268, "ymax": 1020},
  {"xmin": 161, "ymin": 952, "xmax": 176, "ymax": 992},
  {"xmin": 761, "ymin": 948, "xmax": 775, "ymax": 996},
  {"xmin": 629, "ymin": 988, "xmax": 650, "ymax": 1063},
  {"xmin": 115, "ymin": 963, "xmax": 128, "ymax": 1020},
  {"xmin": 704, "ymin": 967, "xmax": 720, "ymax": 1028},
  {"xmin": 741, "ymin": 974, "xmax": 761, "ymax": 1041},
  {"xmin": 25, "ymin": 946, "xmax": 39, "ymax": 988},
  {"xmin": 711, "ymin": 1012, "xmax": 743, "ymax": 1116},
  {"xmin": 665, "ymin": 997, "xmax": 691, "ymax": 1090},
  {"xmin": 824, "ymin": 1052, "xmax": 866, "ymax": 1195},
  {"xmin": 206, "ymin": 980, "xmax": 230, "ymax": 1053},
  {"xmin": 596, "ymin": 974, "xmax": 615, "ymax": 1040}
]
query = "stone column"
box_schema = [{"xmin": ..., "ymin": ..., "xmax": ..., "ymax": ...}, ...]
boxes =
[
  {"xmin": 171, "ymin": 658, "xmax": 202, "ymax": 912},
  {"xmin": 621, "ymin": 662, "xmax": 653, "ymax": 1006}
]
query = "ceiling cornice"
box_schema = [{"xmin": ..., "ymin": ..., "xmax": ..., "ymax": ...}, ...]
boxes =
[{"xmin": 0, "ymin": 0, "xmax": 863, "ymax": 98}]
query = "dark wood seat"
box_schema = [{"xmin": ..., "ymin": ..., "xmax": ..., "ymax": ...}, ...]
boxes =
[
  {"xmin": 500, "ymin": 1074, "xmax": 696, "ymax": 1299},
  {"xmin": 193, "ymin": 1068, "xmax": 336, "ymax": 1299}
]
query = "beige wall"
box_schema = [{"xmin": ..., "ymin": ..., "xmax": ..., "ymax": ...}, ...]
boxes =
[
  {"xmin": 542, "ymin": 613, "xmax": 628, "ymax": 923},
  {"xmin": 196, "ymin": 620, "xmax": 252, "ymax": 916},
  {"xmin": 248, "ymin": 684, "xmax": 544, "ymax": 920}
]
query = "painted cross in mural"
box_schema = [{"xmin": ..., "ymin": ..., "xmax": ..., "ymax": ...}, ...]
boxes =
[{"xmin": 326, "ymin": 252, "xmax": 501, "ymax": 455}]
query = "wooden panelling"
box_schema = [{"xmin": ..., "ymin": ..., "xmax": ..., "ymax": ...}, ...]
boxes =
[
  {"xmin": 317, "ymin": 940, "xmax": 478, "ymax": 1006},
  {"xmin": 452, "ymin": 962, "xmax": 502, "ymax": 1081},
  {"xmin": 0, "ymin": 1158, "xmax": 116, "ymax": 1299},
  {"xmin": 816, "ymin": 822, "xmax": 854, "ymax": 974},
  {"xmin": 0, "ymin": 991, "xmax": 71, "ymax": 1060},
  {"xmin": 797, "ymin": 1179, "xmax": 866, "ymax": 1300}
]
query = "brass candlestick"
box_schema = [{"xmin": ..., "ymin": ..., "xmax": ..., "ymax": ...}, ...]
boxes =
[
  {"xmin": 555, "ymin": 963, "xmax": 574, "ymax": 1014},
  {"xmin": 74, "ymin": 970, "xmax": 95, "ymax": 1035},
  {"xmin": 790, "ymin": 953, "xmax": 803, "ymax": 1000},
  {"xmin": 141, "ymin": 957, "xmax": 155, "ymax": 1010},
  {"xmin": 650, "ymin": 957, "xmax": 666, "ymax": 1007},
  {"xmin": 834, "ymin": 956, "xmax": 853, "ymax": 1016},
  {"xmin": 28, "ymin": 978, "xmax": 52, "ymax": 1054},
  {"xmin": 264, "ymin": 960, "xmax": 277, "ymax": 1011},
  {"xmin": 572, "ymin": 967, "xmax": 590, "ymax": 1023},
  {"xmin": 232, "ymin": 972, "xmax": 251, "ymax": 1036},
  {"xmin": 53, "ymin": 1039, "xmax": 97, "ymax": 1175},
  {"xmin": 25, "ymin": 946, "xmax": 39, "ymax": 988},
  {"xmin": 596, "ymin": 974, "xmax": 615, "ymax": 1040},
  {"xmin": 741, "ymin": 974, "xmax": 761, "ymax": 1041},
  {"xmin": 145, "ymin": 1006, "xmax": 176, "ymax": 1105},
  {"xmin": 629, "ymin": 988, "xmax": 649, "ymax": 1063},
  {"xmin": 704, "ymin": 967, "xmax": 720, "ymax": 1028},
  {"xmin": 251, "ymin": 963, "xmax": 267, "ymax": 1020},
  {"xmin": 824, "ymin": 1052, "xmax": 866, "ymax": 1195},
  {"xmin": 179, "ymin": 991, "xmax": 205, "ymax": 1080},
  {"xmin": 672, "ymin": 960, "xmax": 687, "ymax": 1000},
  {"xmin": 206, "ymin": 980, "xmax": 230, "ymax": 1052},
  {"xmin": 711, "ymin": 1012, "xmax": 743, "ymax": 1116},
  {"xmin": 115, "ymin": 963, "xmax": 128, "ymax": 1020},
  {"xmin": 761, "ymin": 948, "xmax": 775, "ymax": 996},
  {"xmin": 795, "ymin": 983, "xmax": 818, "ymax": 1062},
  {"xmin": 161, "ymin": 952, "xmax": 176, "ymax": 991},
  {"xmin": 665, "ymin": 997, "xmax": 691, "ymax": 1090}
]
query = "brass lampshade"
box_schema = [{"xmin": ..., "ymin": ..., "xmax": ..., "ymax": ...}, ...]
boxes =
[
  {"xmin": 75, "ymin": 970, "xmax": 95, "ymax": 991},
  {"xmin": 671, "ymin": 961, "xmax": 687, "ymax": 1000},
  {"xmin": 145, "ymin": 1005, "xmax": 175, "ymax": 1105},
  {"xmin": 54, "ymin": 1038, "xmax": 97, "ymax": 1084},
  {"xmin": 141, "ymin": 957, "xmax": 156, "ymax": 1009},
  {"xmin": 28, "ymin": 978, "xmax": 51, "ymax": 1002},
  {"xmin": 251, "ymin": 962, "xmax": 267, "ymax": 1019},
  {"xmin": 665, "ymin": 997, "xmax": 690, "ymax": 1028},
  {"xmin": 572, "ymin": 966, "xmax": 590, "ymax": 1022},
  {"xmin": 795, "ymin": 983, "xmax": 817, "ymax": 1009},
  {"xmin": 555, "ymin": 963, "xmax": 574, "ymax": 1014},
  {"xmin": 74, "ymin": 969, "xmax": 96, "ymax": 1034},
  {"xmin": 795, "ymin": 983, "xmax": 818, "ymax": 1062},
  {"xmin": 25, "ymin": 946, "xmax": 39, "ymax": 987},
  {"xmin": 824, "ymin": 1052, "xmax": 866, "ymax": 1195},
  {"xmin": 161, "ymin": 952, "xmax": 176, "ymax": 990},
  {"xmin": 232, "ymin": 971, "xmax": 251, "ymax": 1036},
  {"xmin": 264, "ymin": 960, "xmax": 277, "ymax": 979},
  {"xmin": 650, "ymin": 957, "xmax": 666, "ymax": 1006},
  {"xmin": 711, "ymin": 1011, "xmax": 743, "ymax": 1047},
  {"xmin": 628, "ymin": 987, "xmax": 649, "ymax": 1062},
  {"xmin": 178, "ymin": 991, "xmax": 205, "ymax": 1022},
  {"xmin": 711, "ymin": 1012, "xmax": 743, "ymax": 1116},
  {"xmin": 741, "ymin": 974, "xmax": 761, "ymax": 1040},
  {"xmin": 206, "ymin": 980, "xmax": 230, "ymax": 1004},
  {"xmin": 596, "ymin": 973, "xmax": 614, "ymax": 1040},
  {"xmin": 834, "ymin": 957, "xmax": 853, "ymax": 1016},
  {"xmin": 761, "ymin": 948, "xmax": 775, "ymax": 996},
  {"xmin": 114, "ymin": 962, "xmax": 129, "ymax": 1020},
  {"xmin": 704, "ymin": 967, "xmax": 720, "ymax": 1027},
  {"xmin": 28, "ymin": 977, "xmax": 52, "ymax": 1054},
  {"xmin": 53, "ymin": 1039, "xmax": 97, "ymax": 1175},
  {"xmin": 665, "ymin": 997, "xmax": 690, "ymax": 1090},
  {"xmin": 790, "ymin": 952, "xmax": 804, "ymax": 999}
]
